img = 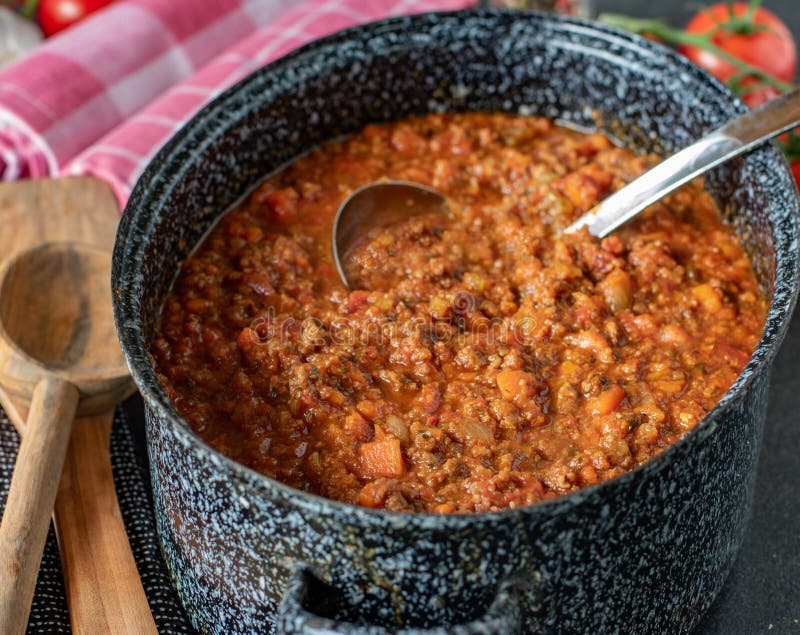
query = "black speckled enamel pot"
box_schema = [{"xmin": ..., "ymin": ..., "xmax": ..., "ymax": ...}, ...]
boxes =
[{"xmin": 112, "ymin": 11, "xmax": 800, "ymax": 635}]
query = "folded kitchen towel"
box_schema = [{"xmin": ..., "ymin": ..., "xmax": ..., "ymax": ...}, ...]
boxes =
[
  {"xmin": 64, "ymin": 0, "xmax": 472, "ymax": 206},
  {"xmin": 0, "ymin": 0, "xmax": 291, "ymax": 181}
]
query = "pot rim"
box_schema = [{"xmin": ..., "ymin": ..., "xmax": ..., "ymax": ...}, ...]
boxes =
[{"xmin": 113, "ymin": 9, "xmax": 800, "ymax": 528}]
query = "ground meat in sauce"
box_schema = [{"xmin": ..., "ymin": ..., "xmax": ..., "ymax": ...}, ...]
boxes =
[{"xmin": 151, "ymin": 112, "xmax": 767, "ymax": 513}]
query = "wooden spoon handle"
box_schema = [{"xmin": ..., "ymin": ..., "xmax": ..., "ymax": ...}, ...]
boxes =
[
  {"xmin": 0, "ymin": 376, "xmax": 79, "ymax": 635},
  {"xmin": 0, "ymin": 388, "xmax": 157, "ymax": 633},
  {"xmin": 55, "ymin": 412, "xmax": 157, "ymax": 635}
]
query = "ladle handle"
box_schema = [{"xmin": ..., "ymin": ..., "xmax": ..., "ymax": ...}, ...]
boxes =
[{"xmin": 0, "ymin": 376, "xmax": 79, "ymax": 635}]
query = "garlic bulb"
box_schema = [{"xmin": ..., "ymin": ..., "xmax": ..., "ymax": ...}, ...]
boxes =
[{"xmin": 0, "ymin": 8, "xmax": 42, "ymax": 69}]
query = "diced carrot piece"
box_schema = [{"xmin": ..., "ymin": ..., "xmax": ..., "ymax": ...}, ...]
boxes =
[
  {"xmin": 558, "ymin": 360, "xmax": 581, "ymax": 378},
  {"xmin": 692, "ymin": 283, "xmax": 723, "ymax": 312},
  {"xmin": 601, "ymin": 234, "xmax": 625, "ymax": 255},
  {"xmin": 496, "ymin": 369, "xmax": 537, "ymax": 403},
  {"xmin": 554, "ymin": 172, "xmax": 601, "ymax": 210},
  {"xmin": 622, "ymin": 313, "xmax": 657, "ymax": 339},
  {"xmin": 598, "ymin": 269, "xmax": 633, "ymax": 312},
  {"xmin": 356, "ymin": 400, "xmax": 378, "ymax": 420},
  {"xmin": 462, "ymin": 271, "xmax": 488, "ymax": 292},
  {"xmin": 570, "ymin": 329, "xmax": 614, "ymax": 363},
  {"xmin": 225, "ymin": 220, "xmax": 247, "ymax": 237},
  {"xmin": 588, "ymin": 384, "xmax": 626, "ymax": 416},
  {"xmin": 360, "ymin": 438, "xmax": 404, "ymax": 478},
  {"xmin": 659, "ymin": 323, "xmax": 689, "ymax": 346},
  {"xmin": 344, "ymin": 411, "xmax": 372, "ymax": 441},
  {"xmin": 362, "ymin": 124, "xmax": 387, "ymax": 140},
  {"xmin": 236, "ymin": 327, "xmax": 277, "ymax": 371},
  {"xmin": 185, "ymin": 297, "xmax": 210, "ymax": 313},
  {"xmin": 433, "ymin": 159, "xmax": 456, "ymax": 189},
  {"xmin": 717, "ymin": 343, "xmax": 749, "ymax": 368},
  {"xmin": 654, "ymin": 379, "xmax": 685, "ymax": 395},
  {"xmin": 291, "ymin": 392, "xmax": 317, "ymax": 418},
  {"xmin": 241, "ymin": 272, "xmax": 275, "ymax": 298},
  {"xmin": 417, "ymin": 385, "xmax": 442, "ymax": 415},
  {"xmin": 390, "ymin": 125, "xmax": 427, "ymax": 156},
  {"xmin": 319, "ymin": 385, "xmax": 345, "ymax": 406},
  {"xmin": 582, "ymin": 163, "xmax": 613, "ymax": 190},
  {"xmin": 244, "ymin": 225, "xmax": 264, "ymax": 243},
  {"xmin": 236, "ymin": 326, "xmax": 258, "ymax": 349},
  {"xmin": 429, "ymin": 295, "xmax": 451, "ymax": 319},
  {"xmin": 578, "ymin": 464, "xmax": 599, "ymax": 486},
  {"xmin": 572, "ymin": 292, "xmax": 601, "ymax": 324},
  {"xmin": 577, "ymin": 133, "xmax": 613, "ymax": 156},
  {"xmin": 357, "ymin": 481, "xmax": 389, "ymax": 508}
]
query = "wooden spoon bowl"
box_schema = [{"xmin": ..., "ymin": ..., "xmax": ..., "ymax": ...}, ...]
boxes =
[
  {"xmin": 0, "ymin": 242, "xmax": 131, "ymax": 412},
  {"xmin": 0, "ymin": 242, "xmax": 133, "ymax": 635}
]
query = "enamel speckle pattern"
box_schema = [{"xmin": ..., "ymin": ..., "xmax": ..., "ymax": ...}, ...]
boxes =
[{"xmin": 113, "ymin": 11, "xmax": 800, "ymax": 635}]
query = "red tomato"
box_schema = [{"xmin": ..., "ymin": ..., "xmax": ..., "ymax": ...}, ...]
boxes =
[
  {"xmin": 739, "ymin": 83, "xmax": 781, "ymax": 109},
  {"xmin": 37, "ymin": 0, "xmax": 115, "ymax": 37},
  {"xmin": 679, "ymin": 3, "xmax": 796, "ymax": 86},
  {"xmin": 792, "ymin": 161, "xmax": 800, "ymax": 191}
]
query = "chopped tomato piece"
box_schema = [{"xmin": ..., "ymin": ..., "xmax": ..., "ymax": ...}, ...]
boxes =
[
  {"xmin": 264, "ymin": 187, "xmax": 299, "ymax": 223},
  {"xmin": 346, "ymin": 290, "xmax": 370, "ymax": 314}
]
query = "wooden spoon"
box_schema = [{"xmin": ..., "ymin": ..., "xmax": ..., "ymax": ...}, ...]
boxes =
[
  {"xmin": 0, "ymin": 242, "xmax": 133, "ymax": 635},
  {"xmin": 0, "ymin": 177, "xmax": 156, "ymax": 634},
  {"xmin": 0, "ymin": 177, "xmax": 157, "ymax": 635}
]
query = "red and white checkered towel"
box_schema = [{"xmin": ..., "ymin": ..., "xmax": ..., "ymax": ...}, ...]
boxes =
[
  {"xmin": 0, "ymin": 0, "xmax": 291, "ymax": 180},
  {"xmin": 64, "ymin": 0, "xmax": 472, "ymax": 206}
]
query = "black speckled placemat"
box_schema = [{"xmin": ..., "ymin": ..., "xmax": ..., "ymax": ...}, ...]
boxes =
[{"xmin": 0, "ymin": 403, "xmax": 193, "ymax": 634}]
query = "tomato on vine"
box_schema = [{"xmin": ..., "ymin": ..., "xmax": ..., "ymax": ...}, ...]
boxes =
[
  {"xmin": 780, "ymin": 132, "xmax": 800, "ymax": 193},
  {"xmin": 36, "ymin": 0, "xmax": 115, "ymax": 37},
  {"xmin": 601, "ymin": 2, "xmax": 799, "ymax": 187},
  {"xmin": 678, "ymin": 2, "xmax": 796, "ymax": 108}
]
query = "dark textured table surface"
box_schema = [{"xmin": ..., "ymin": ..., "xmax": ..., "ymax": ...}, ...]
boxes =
[
  {"xmin": 595, "ymin": 3, "xmax": 800, "ymax": 632},
  {"xmin": 0, "ymin": 2, "xmax": 797, "ymax": 634}
]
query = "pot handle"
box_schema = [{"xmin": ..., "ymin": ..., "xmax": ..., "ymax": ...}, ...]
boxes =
[{"xmin": 277, "ymin": 566, "xmax": 530, "ymax": 635}]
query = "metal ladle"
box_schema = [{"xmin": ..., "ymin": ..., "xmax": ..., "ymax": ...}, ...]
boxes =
[{"xmin": 332, "ymin": 86, "xmax": 800, "ymax": 289}]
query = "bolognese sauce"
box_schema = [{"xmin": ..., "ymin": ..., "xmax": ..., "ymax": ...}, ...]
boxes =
[{"xmin": 151, "ymin": 112, "xmax": 766, "ymax": 513}]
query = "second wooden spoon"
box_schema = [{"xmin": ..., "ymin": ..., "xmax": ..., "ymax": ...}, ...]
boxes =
[{"xmin": 0, "ymin": 242, "xmax": 133, "ymax": 635}]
